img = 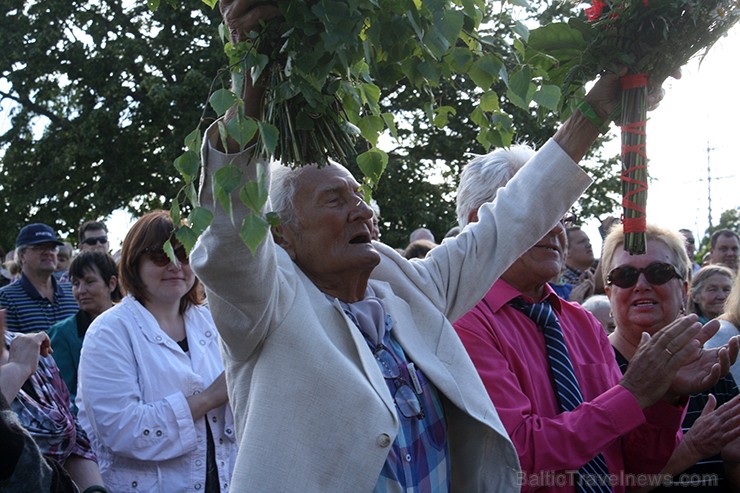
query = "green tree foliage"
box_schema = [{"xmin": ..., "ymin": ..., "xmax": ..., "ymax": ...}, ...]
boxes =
[
  {"xmin": 0, "ymin": 0, "xmax": 621, "ymax": 251},
  {"xmin": 0, "ymin": 0, "xmax": 227, "ymax": 249},
  {"xmin": 362, "ymin": 1, "xmax": 621, "ymax": 248}
]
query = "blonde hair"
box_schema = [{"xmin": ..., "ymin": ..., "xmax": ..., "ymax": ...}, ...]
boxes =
[{"xmin": 601, "ymin": 223, "xmax": 690, "ymax": 283}]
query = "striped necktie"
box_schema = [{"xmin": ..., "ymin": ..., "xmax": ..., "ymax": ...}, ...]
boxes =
[{"xmin": 509, "ymin": 296, "xmax": 612, "ymax": 493}]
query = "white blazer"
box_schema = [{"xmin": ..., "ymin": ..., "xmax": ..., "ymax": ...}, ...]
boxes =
[
  {"xmin": 191, "ymin": 128, "xmax": 591, "ymax": 492},
  {"xmin": 77, "ymin": 296, "xmax": 237, "ymax": 493}
]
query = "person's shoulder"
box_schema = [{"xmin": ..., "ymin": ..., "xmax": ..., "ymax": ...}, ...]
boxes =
[{"xmin": 48, "ymin": 313, "xmax": 77, "ymax": 336}]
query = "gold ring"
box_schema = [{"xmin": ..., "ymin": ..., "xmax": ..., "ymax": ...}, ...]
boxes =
[{"xmin": 665, "ymin": 348, "xmax": 674, "ymax": 357}]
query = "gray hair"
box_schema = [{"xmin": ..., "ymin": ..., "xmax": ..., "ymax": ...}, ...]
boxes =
[
  {"xmin": 456, "ymin": 145, "xmax": 536, "ymax": 228},
  {"xmin": 269, "ymin": 163, "xmax": 305, "ymax": 226},
  {"xmin": 581, "ymin": 294, "xmax": 611, "ymax": 312},
  {"xmin": 688, "ymin": 264, "xmax": 735, "ymax": 316}
]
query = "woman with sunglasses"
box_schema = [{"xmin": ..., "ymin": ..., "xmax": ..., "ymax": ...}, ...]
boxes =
[
  {"xmin": 76, "ymin": 211, "xmax": 236, "ymax": 492},
  {"xmin": 603, "ymin": 224, "xmax": 740, "ymax": 491}
]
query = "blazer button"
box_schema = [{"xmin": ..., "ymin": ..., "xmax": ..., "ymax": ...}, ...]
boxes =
[{"xmin": 377, "ymin": 433, "xmax": 391, "ymax": 447}]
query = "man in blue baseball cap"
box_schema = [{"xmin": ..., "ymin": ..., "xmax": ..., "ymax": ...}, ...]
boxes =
[{"xmin": 0, "ymin": 223, "xmax": 78, "ymax": 333}]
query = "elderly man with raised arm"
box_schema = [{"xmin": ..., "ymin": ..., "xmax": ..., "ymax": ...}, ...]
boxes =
[{"xmin": 188, "ymin": 1, "xmax": 709, "ymax": 491}]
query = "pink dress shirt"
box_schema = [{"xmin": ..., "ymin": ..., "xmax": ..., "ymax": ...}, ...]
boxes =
[{"xmin": 454, "ymin": 280, "xmax": 682, "ymax": 492}]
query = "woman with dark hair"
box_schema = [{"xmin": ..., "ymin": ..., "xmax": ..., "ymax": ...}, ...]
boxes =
[
  {"xmin": 48, "ymin": 251, "xmax": 121, "ymax": 406},
  {"xmin": 76, "ymin": 211, "xmax": 236, "ymax": 492}
]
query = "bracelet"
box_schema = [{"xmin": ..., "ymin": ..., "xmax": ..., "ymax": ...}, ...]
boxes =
[
  {"xmin": 576, "ymin": 100, "xmax": 610, "ymax": 134},
  {"xmin": 82, "ymin": 486, "xmax": 110, "ymax": 493}
]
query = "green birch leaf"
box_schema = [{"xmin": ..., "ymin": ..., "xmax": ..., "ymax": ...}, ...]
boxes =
[
  {"xmin": 188, "ymin": 207, "xmax": 213, "ymax": 236},
  {"xmin": 468, "ymin": 54, "xmax": 503, "ymax": 89},
  {"xmin": 357, "ymin": 148, "xmax": 387, "ymax": 186},
  {"xmin": 186, "ymin": 182, "xmax": 198, "ymax": 208},
  {"xmin": 200, "ymin": 0, "xmax": 218, "ymax": 8},
  {"xmin": 358, "ymin": 115, "xmax": 384, "ymax": 147},
  {"xmin": 147, "ymin": 0, "xmax": 160, "ymax": 13},
  {"xmin": 533, "ymin": 84, "xmax": 562, "ymax": 111},
  {"xmin": 240, "ymin": 213, "xmax": 270, "ymax": 256},
  {"xmin": 381, "ymin": 113, "xmax": 399, "ymax": 141},
  {"xmin": 170, "ymin": 201, "xmax": 181, "ymax": 226},
  {"xmin": 239, "ymin": 179, "xmax": 269, "ymax": 213},
  {"xmin": 506, "ymin": 67, "xmax": 533, "ymax": 109},
  {"xmin": 162, "ymin": 239, "xmax": 177, "ymax": 264},
  {"xmin": 184, "ymin": 128, "xmax": 202, "ymax": 153},
  {"xmin": 433, "ymin": 106, "xmax": 456, "ymax": 128},
  {"xmin": 361, "ymin": 83, "xmax": 381, "ymax": 112},
  {"xmin": 217, "ymin": 121, "xmax": 229, "ymax": 154},
  {"xmin": 258, "ymin": 121, "xmax": 279, "ymax": 157},
  {"xmin": 213, "ymin": 164, "xmax": 242, "ymax": 218},
  {"xmin": 265, "ymin": 212, "xmax": 281, "ymax": 228},
  {"xmin": 214, "ymin": 164, "xmax": 242, "ymax": 194},
  {"xmin": 226, "ymin": 116, "xmax": 258, "ymax": 150},
  {"xmin": 175, "ymin": 227, "xmax": 200, "ymax": 254},
  {"xmin": 470, "ymin": 106, "xmax": 488, "ymax": 128},
  {"xmin": 209, "ymin": 88, "xmax": 237, "ymax": 117},
  {"xmin": 513, "ymin": 21, "xmax": 529, "ymax": 43},
  {"xmin": 479, "ymin": 91, "xmax": 500, "ymax": 112},
  {"xmin": 174, "ymin": 150, "xmax": 199, "ymax": 180}
]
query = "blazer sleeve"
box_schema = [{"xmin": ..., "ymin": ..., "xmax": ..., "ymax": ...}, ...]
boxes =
[
  {"xmin": 373, "ymin": 139, "xmax": 592, "ymax": 322},
  {"xmin": 190, "ymin": 125, "xmax": 298, "ymax": 363}
]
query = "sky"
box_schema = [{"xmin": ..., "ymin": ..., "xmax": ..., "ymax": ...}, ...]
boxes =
[{"xmin": 2, "ymin": 24, "xmax": 739, "ymax": 252}]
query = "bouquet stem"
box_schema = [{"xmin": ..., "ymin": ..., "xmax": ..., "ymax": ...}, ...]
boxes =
[{"xmin": 619, "ymin": 74, "xmax": 648, "ymax": 255}]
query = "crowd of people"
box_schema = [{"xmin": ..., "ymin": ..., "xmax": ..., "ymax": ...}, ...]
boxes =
[{"xmin": 3, "ymin": 1, "xmax": 740, "ymax": 492}]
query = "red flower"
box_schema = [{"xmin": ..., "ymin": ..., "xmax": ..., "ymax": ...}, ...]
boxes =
[{"xmin": 585, "ymin": 0, "xmax": 607, "ymax": 21}]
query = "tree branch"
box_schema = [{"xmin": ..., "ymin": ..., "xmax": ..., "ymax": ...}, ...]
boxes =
[{"xmin": 0, "ymin": 90, "xmax": 62, "ymax": 124}]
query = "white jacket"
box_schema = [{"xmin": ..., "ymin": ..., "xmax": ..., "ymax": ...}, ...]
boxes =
[{"xmin": 77, "ymin": 295, "xmax": 237, "ymax": 493}]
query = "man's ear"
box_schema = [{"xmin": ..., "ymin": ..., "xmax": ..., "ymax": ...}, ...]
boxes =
[
  {"xmin": 467, "ymin": 209, "xmax": 479, "ymax": 225},
  {"xmin": 272, "ymin": 225, "xmax": 297, "ymax": 260}
]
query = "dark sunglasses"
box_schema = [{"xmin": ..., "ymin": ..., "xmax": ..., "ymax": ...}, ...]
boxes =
[
  {"xmin": 82, "ymin": 235, "xmax": 108, "ymax": 246},
  {"xmin": 607, "ymin": 262, "xmax": 681, "ymax": 289},
  {"xmin": 144, "ymin": 244, "xmax": 189, "ymax": 267}
]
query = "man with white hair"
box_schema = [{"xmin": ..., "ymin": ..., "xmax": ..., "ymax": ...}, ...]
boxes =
[{"xmin": 453, "ymin": 146, "xmax": 736, "ymax": 493}]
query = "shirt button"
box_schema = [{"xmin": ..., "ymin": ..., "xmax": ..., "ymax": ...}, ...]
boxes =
[
  {"xmin": 131, "ymin": 481, "xmax": 138, "ymax": 488},
  {"xmin": 156, "ymin": 430, "xmax": 162, "ymax": 437},
  {"xmin": 405, "ymin": 453, "xmax": 411, "ymax": 462},
  {"xmin": 143, "ymin": 429, "xmax": 150, "ymax": 436},
  {"xmin": 377, "ymin": 433, "xmax": 391, "ymax": 447},
  {"xmin": 196, "ymin": 459, "xmax": 202, "ymax": 466},
  {"xmin": 200, "ymin": 340, "xmax": 206, "ymax": 345},
  {"xmin": 212, "ymin": 416, "xmax": 218, "ymax": 423},
  {"xmin": 156, "ymin": 336, "xmax": 162, "ymax": 341},
  {"xmin": 205, "ymin": 331, "xmax": 212, "ymax": 337},
  {"xmin": 194, "ymin": 483, "xmax": 202, "ymax": 490},
  {"xmin": 225, "ymin": 428, "xmax": 232, "ymax": 435}
]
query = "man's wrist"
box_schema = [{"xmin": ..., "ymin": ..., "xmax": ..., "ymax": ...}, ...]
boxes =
[{"xmin": 577, "ymin": 100, "xmax": 610, "ymax": 134}]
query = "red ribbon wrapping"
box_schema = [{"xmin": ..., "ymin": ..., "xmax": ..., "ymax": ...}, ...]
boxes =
[{"xmin": 619, "ymin": 74, "xmax": 648, "ymax": 235}]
